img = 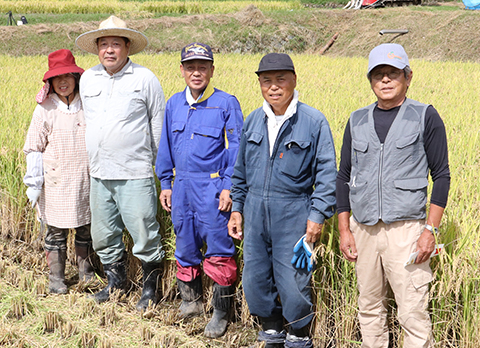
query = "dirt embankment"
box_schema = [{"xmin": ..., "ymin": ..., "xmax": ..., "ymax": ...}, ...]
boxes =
[{"xmin": 1, "ymin": 3, "xmax": 480, "ymax": 62}]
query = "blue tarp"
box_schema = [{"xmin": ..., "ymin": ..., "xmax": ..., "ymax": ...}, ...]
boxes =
[{"xmin": 463, "ymin": 0, "xmax": 480, "ymax": 10}]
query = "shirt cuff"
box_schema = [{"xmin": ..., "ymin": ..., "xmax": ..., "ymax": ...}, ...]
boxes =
[
  {"xmin": 222, "ymin": 177, "xmax": 232, "ymax": 191},
  {"xmin": 231, "ymin": 202, "xmax": 244, "ymax": 214},
  {"xmin": 160, "ymin": 180, "xmax": 172, "ymax": 191},
  {"xmin": 307, "ymin": 210, "xmax": 325, "ymax": 225}
]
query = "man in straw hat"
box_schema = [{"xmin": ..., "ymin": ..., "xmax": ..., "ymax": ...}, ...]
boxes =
[
  {"xmin": 229, "ymin": 53, "xmax": 337, "ymax": 347},
  {"xmin": 76, "ymin": 15, "xmax": 165, "ymax": 311},
  {"xmin": 155, "ymin": 42, "xmax": 243, "ymax": 338},
  {"xmin": 336, "ymin": 43, "xmax": 450, "ymax": 347}
]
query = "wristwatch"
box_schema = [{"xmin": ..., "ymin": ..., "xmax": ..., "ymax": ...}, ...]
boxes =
[{"xmin": 425, "ymin": 224, "xmax": 439, "ymax": 235}]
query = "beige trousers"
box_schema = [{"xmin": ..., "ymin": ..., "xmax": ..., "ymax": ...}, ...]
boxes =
[{"xmin": 350, "ymin": 217, "xmax": 434, "ymax": 348}]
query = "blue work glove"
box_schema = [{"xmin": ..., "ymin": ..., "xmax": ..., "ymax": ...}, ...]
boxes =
[
  {"xmin": 291, "ymin": 235, "xmax": 315, "ymax": 272},
  {"xmin": 26, "ymin": 187, "xmax": 42, "ymax": 207}
]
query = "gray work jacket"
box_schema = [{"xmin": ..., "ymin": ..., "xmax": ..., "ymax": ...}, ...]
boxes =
[{"xmin": 349, "ymin": 98, "xmax": 430, "ymax": 225}]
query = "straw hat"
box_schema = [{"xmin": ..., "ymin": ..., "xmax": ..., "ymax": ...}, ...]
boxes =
[{"xmin": 75, "ymin": 15, "xmax": 148, "ymax": 55}]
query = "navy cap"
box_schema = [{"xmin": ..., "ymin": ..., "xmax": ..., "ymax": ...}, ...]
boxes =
[
  {"xmin": 368, "ymin": 43, "xmax": 409, "ymax": 75},
  {"xmin": 255, "ymin": 53, "xmax": 295, "ymax": 75},
  {"xmin": 181, "ymin": 42, "xmax": 213, "ymax": 63}
]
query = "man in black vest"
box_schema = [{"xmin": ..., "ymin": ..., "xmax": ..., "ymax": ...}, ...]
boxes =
[{"xmin": 336, "ymin": 43, "xmax": 450, "ymax": 347}]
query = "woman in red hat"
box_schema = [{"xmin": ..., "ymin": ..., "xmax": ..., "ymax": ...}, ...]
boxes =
[{"xmin": 23, "ymin": 49, "xmax": 95, "ymax": 294}]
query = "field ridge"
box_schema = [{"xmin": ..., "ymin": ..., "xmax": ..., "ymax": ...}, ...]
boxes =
[{"xmin": 1, "ymin": 4, "xmax": 480, "ymax": 62}]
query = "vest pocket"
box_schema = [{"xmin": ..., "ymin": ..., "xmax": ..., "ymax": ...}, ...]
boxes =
[
  {"xmin": 394, "ymin": 177, "xmax": 428, "ymax": 190},
  {"xmin": 349, "ymin": 179, "xmax": 368, "ymax": 204},
  {"xmin": 392, "ymin": 177, "xmax": 428, "ymax": 216},
  {"xmin": 351, "ymin": 139, "xmax": 369, "ymax": 167},
  {"xmin": 396, "ymin": 132, "xmax": 420, "ymax": 149}
]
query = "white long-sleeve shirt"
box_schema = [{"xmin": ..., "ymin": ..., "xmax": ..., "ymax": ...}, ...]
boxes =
[
  {"xmin": 80, "ymin": 59, "xmax": 165, "ymax": 180},
  {"xmin": 263, "ymin": 90, "xmax": 299, "ymax": 156}
]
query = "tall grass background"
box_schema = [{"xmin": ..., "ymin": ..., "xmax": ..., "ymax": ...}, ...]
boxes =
[
  {"xmin": 0, "ymin": 0, "xmax": 302, "ymax": 15},
  {"xmin": 0, "ymin": 53, "xmax": 479, "ymax": 346}
]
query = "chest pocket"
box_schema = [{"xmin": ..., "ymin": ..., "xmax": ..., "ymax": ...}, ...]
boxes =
[
  {"xmin": 82, "ymin": 89, "xmax": 102, "ymax": 117},
  {"xmin": 191, "ymin": 124, "xmax": 223, "ymax": 160},
  {"xmin": 395, "ymin": 132, "xmax": 420, "ymax": 163},
  {"xmin": 279, "ymin": 139, "xmax": 311, "ymax": 178},
  {"xmin": 171, "ymin": 121, "xmax": 186, "ymax": 152},
  {"xmin": 352, "ymin": 139, "xmax": 369, "ymax": 172},
  {"xmin": 245, "ymin": 132, "xmax": 263, "ymax": 169},
  {"xmin": 116, "ymin": 89, "xmax": 144, "ymax": 120}
]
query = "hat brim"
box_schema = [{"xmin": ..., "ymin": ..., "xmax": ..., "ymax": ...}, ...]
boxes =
[
  {"xmin": 255, "ymin": 67, "xmax": 295, "ymax": 76},
  {"xmin": 75, "ymin": 28, "xmax": 148, "ymax": 55},
  {"xmin": 43, "ymin": 65, "xmax": 84, "ymax": 82},
  {"xmin": 368, "ymin": 61, "xmax": 408, "ymax": 74},
  {"xmin": 181, "ymin": 56, "xmax": 214, "ymax": 63}
]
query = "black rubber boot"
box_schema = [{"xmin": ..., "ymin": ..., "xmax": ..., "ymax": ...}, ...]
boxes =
[
  {"xmin": 92, "ymin": 258, "xmax": 127, "ymax": 303},
  {"xmin": 136, "ymin": 261, "xmax": 161, "ymax": 311},
  {"xmin": 177, "ymin": 276, "xmax": 204, "ymax": 318},
  {"xmin": 75, "ymin": 225, "xmax": 95, "ymax": 282},
  {"xmin": 75, "ymin": 242, "xmax": 95, "ymax": 282},
  {"xmin": 204, "ymin": 283, "xmax": 234, "ymax": 338},
  {"xmin": 259, "ymin": 313, "xmax": 285, "ymax": 348},
  {"xmin": 46, "ymin": 249, "xmax": 67, "ymax": 294}
]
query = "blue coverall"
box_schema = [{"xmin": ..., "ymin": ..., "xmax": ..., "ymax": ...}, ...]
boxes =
[
  {"xmin": 155, "ymin": 84, "xmax": 243, "ymax": 285},
  {"xmin": 230, "ymin": 102, "xmax": 337, "ymax": 329}
]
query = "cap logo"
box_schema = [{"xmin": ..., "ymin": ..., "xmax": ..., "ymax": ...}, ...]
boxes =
[
  {"xmin": 387, "ymin": 52, "xmax": 402, "ymax": 60},
  {"xmin": 188, "ymin": 46, "xmax": 206, "ymax": 55},
  {"xmin": 184, "ymin": 43, "xmax": 208, "ymax": 57}
]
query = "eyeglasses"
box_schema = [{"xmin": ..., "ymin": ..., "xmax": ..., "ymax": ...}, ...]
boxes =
[{"xmin": 371, "ymin": 70, "xmax": 402, "ymax": 80}]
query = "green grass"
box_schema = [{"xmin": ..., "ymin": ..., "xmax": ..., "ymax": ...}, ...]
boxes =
[{"xmin": 3, "ymin": 13, "xmax": 116, "ymax": 25}]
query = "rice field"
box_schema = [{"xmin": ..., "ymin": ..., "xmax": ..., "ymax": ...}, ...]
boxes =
[
  {"xmin": 0, "ymin": 0, "xmax": 302, "ymax": 15},
  {"xmin": 1, "ymin": 53, "xmax": 479, "ymax": 347}
]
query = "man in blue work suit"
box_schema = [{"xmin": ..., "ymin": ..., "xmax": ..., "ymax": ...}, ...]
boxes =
[
  {"xmin": 155, "ymin": 42, "xmax": 243, "ymax": 338},
  {"xmin": 228, "ymin": 53, "xmax": 337, "ymax": 348}
]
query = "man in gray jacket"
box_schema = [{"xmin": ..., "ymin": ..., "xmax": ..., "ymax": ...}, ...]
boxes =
[{"xmin": 336, "ymin": 43, "xmax": 450, "ymax": 347}]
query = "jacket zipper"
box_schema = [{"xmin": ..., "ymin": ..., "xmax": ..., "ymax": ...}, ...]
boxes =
[{"xmin": 378, "ymin": 143, "xmax": 384, "ymax": 221}]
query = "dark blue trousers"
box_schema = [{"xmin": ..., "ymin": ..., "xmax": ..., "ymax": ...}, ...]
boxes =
[{"xmin": 242, "ymin": 191, "xmax": 314, "ymax": 330}]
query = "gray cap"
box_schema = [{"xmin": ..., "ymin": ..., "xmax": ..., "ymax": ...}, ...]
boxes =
[
  {"xmin": 368, "ymin": 43, "xmax": 409, "ymax": 74},
  {"xmin": 255, "ymin": 53, "xmax": 295, "ymax": 75}
]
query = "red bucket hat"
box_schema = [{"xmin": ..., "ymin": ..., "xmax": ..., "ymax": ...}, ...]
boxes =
[
  {"xmin": 36, "ymin": 49, "xmax": 84, "ymax": 104},
  {"xmin": 43, "ymin": 49, "xmax": 84, "ymax": 82}
]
